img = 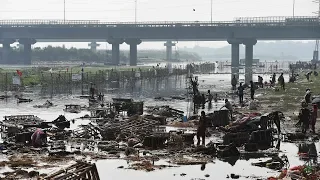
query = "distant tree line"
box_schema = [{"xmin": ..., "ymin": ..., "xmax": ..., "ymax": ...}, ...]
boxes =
[{"xmin": 0, "ymin": 46, "xmax": 202, "ymax": 64}]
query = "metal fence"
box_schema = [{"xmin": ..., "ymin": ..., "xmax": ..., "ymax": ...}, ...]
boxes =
[{"xmin": 0, "ymin": 16, "xmax": 318, "ymax": 28}]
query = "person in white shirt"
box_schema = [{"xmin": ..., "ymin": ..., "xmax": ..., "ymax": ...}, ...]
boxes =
[{"xmin": 220, "ymin": 99, "xmax": 233, "ymax": 120}]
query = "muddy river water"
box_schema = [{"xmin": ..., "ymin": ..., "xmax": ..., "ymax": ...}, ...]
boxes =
[{"xmin": 0, "ymin": 64, "xmax": 311, "ymax": 180}]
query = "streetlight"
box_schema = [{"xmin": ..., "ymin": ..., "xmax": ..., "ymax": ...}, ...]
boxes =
[
  {"xmin": 64, "ymin": 0, "xmax": 66, "ymax": 23},
  {"xmin": 292, "ymin": 0, "xmax": 295, "ymax": 17},
  {"xmin": 210, "ymin": 0, "xmax": 213, "ymax": 23},
  {"xmin": 135, "ymin": 0, "xmax": 137, "ymax": 23}
]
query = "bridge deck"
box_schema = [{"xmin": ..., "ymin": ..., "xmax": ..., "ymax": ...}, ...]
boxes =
[{"xmin": 0, "ymin": 16, "xmax": 319, "ymax": 41}]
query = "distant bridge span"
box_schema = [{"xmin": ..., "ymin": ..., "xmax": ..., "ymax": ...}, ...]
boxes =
[
  {"xmin": 0, "ymin": 16, "xmax": 319, "ymax": 41},
  {"xmin": 0, "ymin": 16, "xmax": 319, "ymax": 81}
]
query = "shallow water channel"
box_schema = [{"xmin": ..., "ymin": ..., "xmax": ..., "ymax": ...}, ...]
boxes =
[{"xmin": 0, "ymin": 68, "xmax": 309, "ymax": 180}]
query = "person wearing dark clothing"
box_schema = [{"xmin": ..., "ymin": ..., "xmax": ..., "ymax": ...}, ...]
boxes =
[
  {"xmin": 306, "ymin": 72, "xmax": 311, "ymax": 81},
  {"xmin": 267, "ymin": 111, "xmax": 282, "ymax": 134},
  {"xmin": 271, "ymin": 73, "xmax": 276, "ymax": 85},
  {"xmin": 214, "ymin": 93, "xmax": 218, "ymax": 103},
  {"xmin": 89, "ymin": 84, "xmax": 95, "ymax": 99},
  {"xmin": 201, "ymin": 94, "xmax": 206, "ymax": 109},
  {"xmin": 207, "ymin": 90, "xmax": 213, "ymax": 104},
  {"xmin": 300, "ymin": 103, "xmax": 311, "ymax": 134},
  {"xmin": 98, "ymin": 93, "xmax": 102, "ymax": 101},
  {"xmin": 278, "ymin": 73, "xmax": 285, "ymax": 90},
  {"xmin": 197, "ymin": 111, "xmax": 207, "ymax": 146},
  {"xmin": 238, "ymin": 83, "xmax": 244, "ymax": 104},
  {"xmin": 305, "ymin": 89, "xmax": 311, "ymax": 104},
  {"xmin": 231, "ymin": 75, "xmax": 237, "ymax": 91},
  {"xmin": 311, "ymin": 104, "xmax": 318, "ymax": 134},
  {"xmin": 221, "ymin": 99, "xmax": 233, "ymax": 121},
  {"xmin": 258, "ymin": 76, "xmax": 264, "ymax": 88},
  {"xmin": 250, "ymin": 81, "xmax": 255, "ymax": 100}
]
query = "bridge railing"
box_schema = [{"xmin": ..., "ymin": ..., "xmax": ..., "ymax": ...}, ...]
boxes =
[
  {"xmin": 234, "ymin": 16, "xmax": 319, "ymax": 22},
  {"xmin": 0, "ymin": 16, "xmax": 318, "ymax": 28},
  {"xmin": 0, "ymin": 19, "xmax": 101, "ymax": 25}
]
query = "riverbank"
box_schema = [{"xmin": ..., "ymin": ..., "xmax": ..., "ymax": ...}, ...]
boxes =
[
  {"xmin": 0, "ymin": 63, "xmax": 215, "ymax": 93},
  {"xmin": 236, "ymin": 70, "xmax": 320, "ymax": 134}
]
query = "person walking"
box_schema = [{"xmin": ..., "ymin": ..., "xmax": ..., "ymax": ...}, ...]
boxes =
[
  {"xmin": 197, "ymin": 111, "xmax": 207, "ymax": 146},
  {"xmin": 311, "ymin": 104, "xmax": 318, "ymax": 134},
  {"xmin": 231, "ymin": 75, "xmax": 237, "ymax": 91},
  {"xmin": 278, "ymin": 73, "xmax": 285, "ymax": 90},
  {"xmin": 250, "ymin": 81, "xmax": 255, "ymax": 100},
  {"xmin": 238, "ymin": 83, "xmax": 244, "ymax": 104},
  {"xmin": 271, "ymin": 73, "xmax": 276, "ymax": 85},
  {"xmin": 258, "ymin": 76, "xmax": 264, "ymax": 88},
  {"xmin": 300, "ymin": 102, "xmax": 311, "ymax": 134}
]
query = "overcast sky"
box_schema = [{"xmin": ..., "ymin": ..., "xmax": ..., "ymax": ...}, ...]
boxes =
[{"xmin": 0, "ymin": 0, "xmax": 317, "ymax": 49}]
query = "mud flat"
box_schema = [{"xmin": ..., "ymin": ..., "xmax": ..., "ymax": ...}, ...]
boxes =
[{"xmin": 1, "ymin": 65, "xmax": 319, "ymax": 179}]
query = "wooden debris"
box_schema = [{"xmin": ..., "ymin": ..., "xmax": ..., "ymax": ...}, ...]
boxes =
[{"xmin": 43, "ymin": 161, "xmax": 100, "ymax": 180}]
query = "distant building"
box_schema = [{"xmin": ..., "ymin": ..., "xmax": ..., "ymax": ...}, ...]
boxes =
[{"xmin": 240, "ymin": 59, "xmax": 260, "ymax": 65}]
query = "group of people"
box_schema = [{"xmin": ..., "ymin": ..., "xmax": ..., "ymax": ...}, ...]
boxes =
[
  {"xmin": 231, "ymin": 75, "xmax": 256, "ymax": 104},
  {"xmin": 195, "ymin": 70, "xmax": 319, "ymax": 146},
  {"xmin": 297, "ymin": 102, "xmax": 318, "ymax": 134},
  {"xmin": 231, "ymin": 73, "xmax": 286, "ymax": 105},
  {"xmin": 298, "ymin": 88, "xmax": 318, "ymax": 134}
]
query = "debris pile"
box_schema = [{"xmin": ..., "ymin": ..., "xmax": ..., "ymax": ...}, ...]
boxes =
[{"xmin": 43, "ymin": 161, "xmax": 100, "ymax": 180}]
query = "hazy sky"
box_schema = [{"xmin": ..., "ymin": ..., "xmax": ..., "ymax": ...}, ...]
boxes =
[{"xmin": 0, "ymin": 0, "xmax": 317, "ymax": 49}]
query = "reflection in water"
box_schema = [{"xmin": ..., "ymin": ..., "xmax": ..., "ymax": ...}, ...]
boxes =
[
  {"xmin": 221, "ymin": 157, "xmax": 240, "ymax": 166},
  {"xmin": 208, "ymin": 102, "xmax": 212, "ymax": 110},
  {"xmin": 200, "ymin": 163, "xmax": 206, "ymax": 171},
  {"xmin": 276, "ymin": 139, "xmax": 281, "ymax": 150}
]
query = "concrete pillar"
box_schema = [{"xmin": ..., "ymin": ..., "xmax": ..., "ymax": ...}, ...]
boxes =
[
  {"xmin": 227, "ymin": 39, "xmax": 242, "ymax": 82},
  {"xmin": 88, "ymin": 41, "xmax": 100, "ymax": 52},
  {"xmin": 18, "ymin": 39, "xmax": 36, "ymax": 65},
  {"xmin": 125, "ymin": 39, "xmax": 142, "ymax": 66},
  {"xmin": 164, "ymin": 41, "xmax": 176, "ymax": 61},
  {"xmin": 243, "ymin": 39, "xmax": 257, "ymax": 84},
  {"xmin": 0, "ymin": 39, "xmax": 15, "ymax": 64},
  {"xmin": 107, "ymin": 39, "xmax": 124, "ymax": 65}
]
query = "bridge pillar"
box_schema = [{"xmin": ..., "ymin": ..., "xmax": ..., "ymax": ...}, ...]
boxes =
[
  {"xmin": 227, "ymin": 39, "xmax": 242, "ymax": 82},
  {"xmin": 88, "ymin": 41, "xmax": 100, "ymax": 52},
  {"xmin": 126, "ymin": 39, "xmax": 142, "ymax": 66},
  {"xmin": 18, "ymin": 39, "xmax": 36, "ymax": 65},
  {"xmin": 243, "ymin": 39, "xmax": 257, "ymax": 84},
  {"xmin": 0, "ymin": 39, "xmax": 15, "ymax": 64},
  {"xmin": 164, "ymin": 41, "xmax": 176, "ymax": 61},
  {"xmin": 107, "ymin": 39, "xmax": 124, "ymax": 65}
]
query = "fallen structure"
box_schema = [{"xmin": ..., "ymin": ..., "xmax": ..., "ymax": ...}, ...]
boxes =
[{"xmin": 43, "ymin": 161, "xmax": 100, "ymax": 180}]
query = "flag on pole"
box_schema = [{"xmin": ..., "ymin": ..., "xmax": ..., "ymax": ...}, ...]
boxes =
[{"xmin": 16, "ymin": 70, "xmax": 22, "ymax": 77}]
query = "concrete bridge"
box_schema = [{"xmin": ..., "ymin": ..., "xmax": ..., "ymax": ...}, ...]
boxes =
[{"xmin": 0, "ymin": 16, "xmax": 320, "ymax": 83}]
